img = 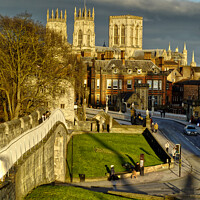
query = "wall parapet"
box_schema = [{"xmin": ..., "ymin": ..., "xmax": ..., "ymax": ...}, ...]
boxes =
[
  {"xmin": 0, "ymin": 108, "xmax": 68, "ymax": 182},
  {"xmin": 0, "ymin": 107, "xmax": 46, "ymax": 149}
]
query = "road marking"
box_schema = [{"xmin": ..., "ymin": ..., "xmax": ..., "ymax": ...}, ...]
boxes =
[{"xmin": 182, "ymin": 133, "xmax": 200, "ymax": 151}]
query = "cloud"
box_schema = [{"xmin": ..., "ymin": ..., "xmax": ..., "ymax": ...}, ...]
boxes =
[{"xmin": 89, "ymin": 0, "xmax": 200, "ymax": 16}]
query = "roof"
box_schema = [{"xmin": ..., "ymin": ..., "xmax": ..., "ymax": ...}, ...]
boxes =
[
  {"xmin": 164, "ymin": 60, "xmax": 179, "ymax": 65},
  {"xmin": 174, "ymin": 79, "xmax": 200, "ymax": 85},
  {"xmin": 192, "ymin": 67, "xmax": 200, "ymax": 72},
  {"xmin": 95, "ymin": 46, "xmax": 121, "ymax": 53},
  {"xmin": 134, "ymin": 49, "xmax": 165, "ymax": 58},
  {"xmin": 94, "ymin": 59, "xmax": 160, "ymax": 73}
]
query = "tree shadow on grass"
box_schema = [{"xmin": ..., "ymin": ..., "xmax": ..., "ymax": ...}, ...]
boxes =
[
  {"xmin": 87, "ymin": 133, "xmax": 127, "ymax": 166},
  {"xmin": 139, "ymin": 148, "xmax": 150, "ymax": 155},
  {"xmin": 125, "ymin": 154, "xmax": 136, "ymax": 166}
]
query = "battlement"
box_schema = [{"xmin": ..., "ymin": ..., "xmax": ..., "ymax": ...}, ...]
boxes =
[
  {"xmin": 74, "ymin": 7, "xmax": 94, "ymax": 21},
  {"xmin": 110, "ymin": 15, "xmax": 143, "ymax": 20},
  {"xmin": 47, "ymin": 8, "xmax": 67, "ymax": 23}
]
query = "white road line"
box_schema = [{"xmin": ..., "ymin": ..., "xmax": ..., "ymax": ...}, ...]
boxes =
[{"xmin": 182, "ymin": 133, "xmax": 200, "ymax": 151}]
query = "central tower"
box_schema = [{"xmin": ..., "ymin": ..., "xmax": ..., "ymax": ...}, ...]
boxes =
[
  {"xmin": 73, "ymin": 7, "xmax": 95, "ymax": 56},
  {"xmin": 109, "ymin": 15, "xmax": 143, "ymax": 59}
]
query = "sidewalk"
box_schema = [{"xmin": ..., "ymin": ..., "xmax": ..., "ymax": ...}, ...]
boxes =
[{"xmin": 72, "ymin": 116, "xmax": 193, "ymax": 190}]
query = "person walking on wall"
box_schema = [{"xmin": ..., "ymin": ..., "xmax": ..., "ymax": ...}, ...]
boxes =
[
  {"xmin": 165, "ymin": 141, "xmax": 170, "ymax": 153},
  {"xmin": 154, "ymin": 122, "xmax": 158, "ymax": 133}
]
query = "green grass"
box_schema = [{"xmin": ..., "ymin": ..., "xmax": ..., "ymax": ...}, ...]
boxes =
[
  {"xmin": 24, "ymin": 185, "xmax": 136, "ymax": 200},
  {"xmin": 67, "ymin": 133, "xmax": 163, "ymax": 178}
]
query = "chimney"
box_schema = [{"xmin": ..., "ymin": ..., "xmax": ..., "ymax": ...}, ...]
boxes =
[
  {"xmin": 144, "ymin": 52, "xmax": 151, "ymax": 60},
  {"xmin": 121, "ymin": 50, "xmax": 125, "ymax": 65}
]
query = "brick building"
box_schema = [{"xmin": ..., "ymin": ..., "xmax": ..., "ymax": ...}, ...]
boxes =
[
  {"xmin": 172, "ymin": 80, "xmax": 200, "ymax": 119},
  {"xmin": 88, "ymin": 56, "xmax": 168, "ymax": 110}
]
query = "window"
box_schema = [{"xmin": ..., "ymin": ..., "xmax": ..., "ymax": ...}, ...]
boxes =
[
  {"xmin": 153, "ymin": 80, "xmax": 158, "ymax": 90},
  {"xmin": 137, "ymin": 69, "xmax": 142, "ymax": 74},
  {"xmin": 78, "ymin": 30, "xmax": 83, "ymax": 46},
  {"xmin": 91, "ymin": 79, "xmax": 94, "ymax": 89},
  {"xmin": 61, "ymin": 104, "xmax": 65, "ymax": 109},
  {"xmin": 158, "ymin": 80, "xmax": 162, "ymax": 90},
  {"xmin": 119, "ymin": 79, "xmax": 122, "ymax": 90},
  {"xmin": 135, "ymin": 79, "xmax": 142, "ymax": 84},
  {"xmin": 121, "ymin": 25, "xmax": 125, "ymax": 45},
  {"xmin": 147, "ymin": 80, "xmax": 152, "ymax": 89},
  {"xmin": 114, "ymin": 25, "xmax": 118, "ymax": 45},
  {"xmin": 113, "ymin": 79, "xmax": 118, "ymax": 89},
  {"xmin": 135, "ymin": 25, "xmax": 139, "ymax": 47},
  {"xmin": 131, "ymin": 26, "xmax": 134, "ymax": 46},
  {"xmin": 61, "ymin": 89, "xmax": 65, "ymax": 94},
  {"xmin": 166, "ymin": 83, "xmax": 169, "ymax": 90},
  {"xmin": 127, "ymin": 80, "xmax": 132, "ymax": 89},
  {"xmin": 97, "ymin": 94, "xmax": 100, "ymax": 105},
  {"xmin": 97, "ymin": 79, "xmax": 100, "ymax": 89},
  {"xmin": 84, "ymin": 79, "xmax": 87, "ymax": 87},
  {"xmin": 107, "ymin": 79, "xmax": 112, "ymax": 89},
  {"xmin": 87, "ymin": 31, "xmax": 90, "ymax": 46}
]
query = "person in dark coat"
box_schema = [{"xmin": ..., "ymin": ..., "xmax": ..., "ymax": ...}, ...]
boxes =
[{"xmin": 110, "ymin": 165, "xmax": 117, "ymax": 190}]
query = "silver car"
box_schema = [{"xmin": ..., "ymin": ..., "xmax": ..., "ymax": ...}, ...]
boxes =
[{"xmin": 184, "ymin": 125, "xmax": 198, "ymax": 136}]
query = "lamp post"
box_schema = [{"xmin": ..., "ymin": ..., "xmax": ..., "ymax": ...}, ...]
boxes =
[{"xmin": 152, "ymin": 96, "xmax": 155, "ymax": 116}]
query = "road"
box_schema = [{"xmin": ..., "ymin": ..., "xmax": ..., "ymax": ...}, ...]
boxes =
[
  {"xmin": 116, "ymin": 118, "xmax": 200, "ymax": 198},
  {"xmin": 86, "ymin": 111, "xmax": 200, "ymax": 198}
]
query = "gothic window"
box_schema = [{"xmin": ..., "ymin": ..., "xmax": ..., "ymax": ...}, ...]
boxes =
[
  {"xmin": 121, "ymin": 25, "xmax": 125, "ymax": 45},
  {"xmin": 131, "ymin": 26, "xmax": 134, "ymax": 46},
  {"xmin": 87, "ymin": 30, "xmax": 91, "ymax": 46},
  {"xmin": 114, "ymin": 25, "xmax": 118, "ymax": 45},
  {"xmin": 135, "ymin": 25, "xmax": 139, "ymax": 47},
  {"xmin": 78, "ymin": 30, "xmax": 83, "ymax": 46}
]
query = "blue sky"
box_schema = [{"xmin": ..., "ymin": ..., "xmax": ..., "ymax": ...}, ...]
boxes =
[{"xmin": 0, "ymin": 0, "xmax": 200, "ymax": 65}]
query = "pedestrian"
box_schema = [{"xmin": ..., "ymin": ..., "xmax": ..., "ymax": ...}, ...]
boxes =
[
  {"xmin": 172, "ymin": 147, "xmax": 176, "ymax": 160},
  {"xmin": 163, "ymin": 109, "xmax": 166, "ymax": 118},
  {"xmin": 131, "ymin": 166, "xmax": 137, "ymax": 179},
  {"xmin": 110, "ymin": 165, "xmax": 117, "ymax": 190},
  {"xmin": 135, "ymin": 162, "xmax": 140, "ymax": 172},
  {"xmin": 42, "ymin": 113, "xmax": 46, "ymax": 122},
  {"xmin": 165, "ymin": 141, "xmax": 169, "ymax": 152},
  {"xmin": 154, "ymin": 122, "xmax": 158, "ymax": 133},
  {"xmin": 151, "ymin": 122, "xmax": 154, "ymax": 132}
]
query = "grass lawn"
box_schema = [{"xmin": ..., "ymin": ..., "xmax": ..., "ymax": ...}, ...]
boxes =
[
  {"xmin": 67, "ymin": 133, "xmax": 163, "ymax": 178},
  {"xmin": 24, "ymin": 185, "xmax": 136, "ymax": 200}
]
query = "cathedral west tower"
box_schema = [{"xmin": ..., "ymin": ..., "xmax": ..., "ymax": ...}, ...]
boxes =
[
  {"xmin": 46, "ymin": 8, "xmax": 67, "ymax": 42},
  {"xmin": 73, "ymin": 7, "xmax": 95, "ymax": 56}
]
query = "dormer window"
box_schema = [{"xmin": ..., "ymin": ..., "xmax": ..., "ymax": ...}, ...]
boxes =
[
  {"xmin": 113, "ymin": 68, "xmax": 119, "ymax": 74},
  {"xmin": 137, "ymin": 69, "xmax": 142, "ymax": 74},
  {"xmin": 127, "ymin": 69, "xmax": 132, "ymax": 74}
]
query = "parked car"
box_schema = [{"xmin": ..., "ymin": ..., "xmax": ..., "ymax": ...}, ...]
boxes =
[{"xmin": 184, "ymin": 125, "xmax": 198, "ymax": 136}]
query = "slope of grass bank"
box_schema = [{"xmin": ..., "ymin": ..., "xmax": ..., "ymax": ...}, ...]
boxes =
[{"xmin": 67, "ymin": 133, "xmax": 163, "ymax": 178}]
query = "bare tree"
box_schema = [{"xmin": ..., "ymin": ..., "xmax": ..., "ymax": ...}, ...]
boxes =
[{"xmin": 0, "ymin": 13, "xmax": 80, "ymax": 121}]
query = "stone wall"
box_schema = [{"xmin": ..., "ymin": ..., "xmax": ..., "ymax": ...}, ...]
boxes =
[
  {"xmin": 0, "ymin": 107, "xmax": 45, "ymax": 149},
  {"xmin": 0, "ymin": 182, "xmax": 15, "ymax": 200},
  {"xmin": 14, "ymin": 123, "xmax": 68, "ymax": 199}
]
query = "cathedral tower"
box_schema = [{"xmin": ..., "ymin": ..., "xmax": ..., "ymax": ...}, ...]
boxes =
[
  {"xmin": 167, "ymin": 42, "xmax": 172, "ymax": 60},
  {"xmin": 190, "ymin": 51, "xmax": 196, "ymax": 67},
  {"xmin": 46, "ymin": 9, "xmax": 67, "ymax": 42},
  {"xmin": 182, "ymin": 42, "xmax": 187, "ymax": 66},
  {"xmin": 73, "ymin": 6, "xmax": 95, "ymax": 56},
  {"xmin": 109, "ymin": 15, "xmax": 143, "ymax": 59}
]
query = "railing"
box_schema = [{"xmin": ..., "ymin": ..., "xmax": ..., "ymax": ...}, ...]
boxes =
[
  {"xmin": 86, "ymin": 108, "xmax": 187, "ymax": 122},
  {"xmin": 0, "ymin": 109, "xmax": 68, "ymax": 180}
]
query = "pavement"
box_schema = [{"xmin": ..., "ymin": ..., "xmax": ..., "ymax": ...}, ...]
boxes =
[{"xmin": 71, "ymin": 115, "xmax": 196, "ymax": 191}]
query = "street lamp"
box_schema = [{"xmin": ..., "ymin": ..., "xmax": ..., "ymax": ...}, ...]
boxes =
[{"xmin": 152, "ymin": 96, "xmax": 155, "ymax": 116}]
